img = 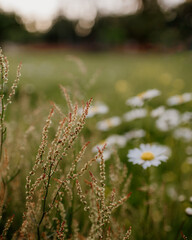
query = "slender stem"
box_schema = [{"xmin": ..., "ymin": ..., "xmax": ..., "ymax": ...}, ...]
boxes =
[
  {"xmin": 37, "ymin": 165, "xmax": 53, "ymax": 240},
  {"xmin": 7, "ymin": 168, "xmax": 20, "ymax": 183},
  {"xmin": 0, "ymin": 63, "xmax": 4, "ymax": 162},
  {"xmin": 66, "ymin": 157, "xmax": 77, "ymax": 238},
  {"xmin": 66, "ymin": 179, "xmax": 76, "ymax": 238},
  {"xmin": 143, "ymin": 168, "xmax": 151, "ymax": 239},
  {"xmin": 175, "ymin": 219, "xmax": 186, "ymax": 240}
]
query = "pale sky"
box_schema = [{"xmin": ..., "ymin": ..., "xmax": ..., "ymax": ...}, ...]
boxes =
[{"xmin": 0, "ymin": 0, "xmax": 186, "ymax": 32}]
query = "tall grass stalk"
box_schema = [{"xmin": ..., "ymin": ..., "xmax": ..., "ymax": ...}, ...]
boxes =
[{"xmin": 0, "ymin": 49, "xmax": 21, "ymax": 233}]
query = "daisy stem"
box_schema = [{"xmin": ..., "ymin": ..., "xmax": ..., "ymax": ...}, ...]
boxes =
[
  {"xmin": 144, "ymin": 168, "xmax": 151, "ymax": 239},
  {"xmin": 175, "ymin": 218, "xmax": 186, "ymax": 240}
]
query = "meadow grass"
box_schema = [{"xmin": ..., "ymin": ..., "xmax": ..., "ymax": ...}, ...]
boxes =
[
  {"xmin": 5, "ymin": 47, "xmax": 192, "ymax": 106},
  {"xmin": 1, "ymin": 46, "xmax": 192, "ymax": 239}
]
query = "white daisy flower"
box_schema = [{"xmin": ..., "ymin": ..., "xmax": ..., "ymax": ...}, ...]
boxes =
[
  {"xmin": 124, "ymin": 129, "xmax": 146, "ymax": 141},
  {"xmin": 79, "ymin": 101, "xmax": 109, "ymax": 118},
  {"xmin": 173, "ymin": 127, "xmax": 192, "ymax": 142},
  {"xmin": 92, "ymin": 135, "xmax": 126, "ymax": 151},
  {"xmin": 151, "ymin": 106, "xmax": 166, "ymax": 118},
  {"xmin": 143, "ymin": 89, "xmax": 161, "ymax": 99},
  {"xmin": 126, "ymin": 89, "xmax": 161, "ymax": 107},
  {"xmin": 123, "ymin": 108, "xmax": 147, "ymax": 122},
  {"xmin": 88, "ymin": 102, "xmax": 109, "ymax": 118},
  {"xmin": 106, "ymin": 134, "xmax": 127, "ymax": 148},
  {"xmin": 167, "ymin": 93, "xmax": 192, "ymax": 106},
  {"xmin": 185, "ymin": 207, "xmax": 192, "ymax": 216},
  {"xmin": 126, "ymin": 96, "xmax": 144, "ymax": 107},
  {"xmin": 181, "ymin": 112, "xmax": 192, "ymax": 124},
  {"xmin": 178, "ymin": 195, "xmax": 186, "ymax": 202},
  {"xmin": 127, "ymin": 143, "xmax": 169, "ymax": 169},
  {"xmin": 156, "ymin": 109, "xmax": 180, "ymax": 132},
  {"xmin": 96, "ymin": 116, "xmax": 121, "ymax": 131}
]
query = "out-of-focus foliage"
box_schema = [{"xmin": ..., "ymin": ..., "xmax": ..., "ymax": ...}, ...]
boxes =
[
  {"xmin": 0, "ymin": 12, "xmax": 37, "ymax": 43},
  {"xmin": 90, "ymin": 1, "xmax": 192, "ymax": 47},
  {"xmin": 1, "ymin": 1, "xmax": 192, "ymax": 48},
  {"xmin": 43, "ymin": 18, "xmax": 76, "ymax": 43}
]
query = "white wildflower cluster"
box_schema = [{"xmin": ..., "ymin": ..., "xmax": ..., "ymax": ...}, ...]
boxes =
[
  {"xmin": 167, "ymin": 93, "xmax": 192, "ymax": 106},
  {"xmin": 126, "ymin": 89, "xmax": 161, "ymax": 107},
  {"xmin": 151, "ymin": 106, "xmax": 165, "ymax": 118},
  {"xmin": 155, "ymin": 109, "xmax": 180, "ymax": 132},
  {"xmin": 79, "ymin": 101, "xmax": 109, "ymax": 118},
  {"xmin": 96, "ymin": 116, "xmax": 121, "ymax": 131},
  {"xmin": 92, "ymin": 129, "xmax": 146, "ymax": 161},
  {"xmin": 90, "ymin": 89, "xmax": 192, "ymax": 171},
  {"xmin": 173, "ymin": 127, "xmax": 192, "ymax": 142},
  {"xmin": 124, "ymin": 129, "xmax": 146, "ymax": 141},
  {"xmin": 123, "ymin": 108, "xmax": 147, "ymax": 122},
  {"xmin": 87, "ymin": 101, "xmax": 109, "ymax": 118},
  {"xmin": 96, "ymin": 109, "xmax": 148, "ymax": 132}
]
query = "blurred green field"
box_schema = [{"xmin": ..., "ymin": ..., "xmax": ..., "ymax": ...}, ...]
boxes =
[
  {"xmin": 2, "ymin": 47, "xmax": 192, "ymax": 239},
  {"xmin": 5, "ymin": 47, "xmax": 192, "ymax": 111}
]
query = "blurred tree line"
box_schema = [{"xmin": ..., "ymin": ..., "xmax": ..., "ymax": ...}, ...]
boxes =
[
  {"xmin": 0, "ymin": 0, "xmax": 192, "ymax": 49},
  {"xmin": 0, "ymin": 12, "xmax": 38, "ymax": 43}
]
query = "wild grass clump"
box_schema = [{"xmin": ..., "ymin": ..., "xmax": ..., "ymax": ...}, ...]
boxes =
[
  {"xmin": 0, "ymin": 48, "xmax": 21, "ymax": 235},
  {"xmin": 0, "ymin": 49, "xmax": 132, "ymax": 239}
]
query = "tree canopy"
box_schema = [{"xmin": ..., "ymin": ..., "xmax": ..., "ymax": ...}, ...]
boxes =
[{"xmin": 0, "ymin": 1, "xmax": 192, "ymax": 49}]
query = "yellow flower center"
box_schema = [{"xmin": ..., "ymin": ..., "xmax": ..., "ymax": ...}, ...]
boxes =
[
  {"xmin": 91, "ymin": 106, "xmax": 98, "ymax": 113},
  {"xmin": 141, "ymin": 151, "xmax": 155, "ymax": 161},
  {"xmin": 179, "ymin": 95, "xmax": 184, "ymax": 103},
  {"xmin": 106, "ymin": 119, "xmax": 113, "ymax": 127},
  {"xmin": 137, "ymin": 92, "xmax": 145, "ymax": 99}
]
